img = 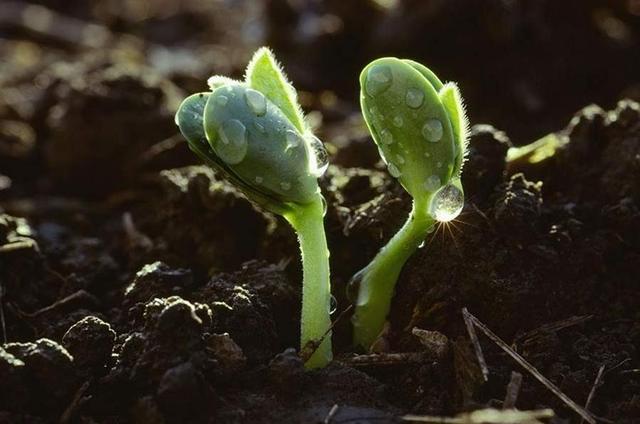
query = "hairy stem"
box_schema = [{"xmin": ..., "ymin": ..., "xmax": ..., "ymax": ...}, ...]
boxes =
[
  {"xmin": 352, "ymin": 198, "xmax": 435, "ymax": 349},
  {"xmin": 286, "ymin": 196, "xmax": 332, "ymax": 368}
]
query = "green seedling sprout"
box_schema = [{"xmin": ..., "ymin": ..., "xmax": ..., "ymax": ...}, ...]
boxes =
[
  {"xmin": 174, "ymin": 47, "xmax": 332, "ymax": 368},
  {"xmin": 350, "ymin": 58, "xmax": 469, "ymax": 349}
]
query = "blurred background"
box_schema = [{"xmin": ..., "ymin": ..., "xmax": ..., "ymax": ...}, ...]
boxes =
[{"xmin": 1, "ymin": 0, "xmax": 640, "ymax": 194}]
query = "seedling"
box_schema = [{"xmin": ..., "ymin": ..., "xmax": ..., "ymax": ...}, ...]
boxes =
[
  {"xmin": 350, "ymin": 58, "xmax": 469, "ymax": 349},
  {"xmin": 174, "ymin": 48, "xmax": 332, "ymax": 368}
]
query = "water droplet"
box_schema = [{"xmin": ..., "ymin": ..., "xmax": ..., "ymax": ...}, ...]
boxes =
[
  {"xmin": 437, "ymin": 161, "xmax": 442, "ymax": 168},
  {"xmin": 418, "ymin": 240, "xmax": 425, "ymax": 248},
  {"xmin": 244, "ymin": 89, "xmax": 267, "ymax": 116},
  {"xmin": 393, "ymin": 116, "xmax": 404, "ymax": 128},
  {"xmin": 422, "ymin": 118, "xmax": 443, "ymax": 142},
  {"xmin": 396, "ymin": 154, "xmax": 405, "ymax": 165},
  {"xmin": 280, "ymin": 181, "xmax": 291, "ymax": 191},
  {"xmin": 427, "ymin": 225, "xmax": 436, "ymax": 234},
  {"xmin": 217, "ymin": 119, "xmax": 248, "ymax": 165},
  {"xmin": 365, "ymin": 65, "xmax": 392, "ymax": 96},
  {"xmin": 387, "ymin": 163, "xmax": 401, "ymax": 178},
  {"xmin": 320, "ymin": 195, "xmax": 328, "ymax": 217},
  {"xmin": 309, "ymin": 135, "xmax": 329, "ymax": 177},
  {"xmin": 429, "ymin": 183, "xmax": 464, "ymax": 222},
  {"xmin": 424, "ymin": 175, "xmax": 441, "ymax": 192},
  {"xmin": 285, "ymin": 129, "xmax": 302, "ymax": 149},
  {"xmin": 424, "ymin": 151, "xmax": 431, "ymax": 158},
  {"xmin": 330, "ymin": 295, "xmax": 337, "ymax": 315},
  {"xmin": 380, "ymin": 129, "xmax": 394, "ymax": 145},
  {"xmin": 346, "ymin": 270, "xmax": 364, "ymax": 303},
  {"xmin": 253, "ymin": 122, "xmax": 266, "ymax": 134},
  {"xmin": 405, "ymin": 88, "xmax": 424, "ymax": 109},
  {"xmin": 377, "ymin": 147, "xmax": 388, "ymax": 165},
  {"xmin": 255, "ymin": 176, "xmax": 264, "ymax": 184},
  {"xmin": 216, "ymin": 95, "xmax": 229, "ymax": 106}
]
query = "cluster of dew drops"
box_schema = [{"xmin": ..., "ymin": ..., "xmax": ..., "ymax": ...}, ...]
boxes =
[
  {"xmin": 211, "ymin": 86, "xmax": 329, "ymax": 192},
  {"xmin": 364, "ymin": 64, "xmax": 464, "ymax": 223}
]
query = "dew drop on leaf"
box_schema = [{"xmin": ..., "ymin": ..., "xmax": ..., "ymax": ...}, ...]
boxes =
[
  {"xmin": 365, "ymin": 65, "xmax": 393, "ymax": 96},
  {"xmin": 216, "ymin": 95, "xmax": 229, "ymax": 106},
  {"xmin": 422, "ymin": 118, "xmax": 443, "ymax": 142},
  {"xmin": 244, "ymin": 89, "xmax": 267, "ymax": 116},
  {"xmin": 429, "ymin": 183, "xmax": 464, "ymax": 222},
  {"xmin": 280, "ymin": 181, "xmax": 292, "ymax": 191},
  {"xmin": 393, "ymin": 116, "xmax": 404, "ymax": 128},
  {"xmin": 424, "ymin": 175, "xmax": 441, "ymax": 192},
  {"xmin": 217, "ymin": 119, "xmax": 248, "ymax": 165},
  {"xmin": 405, "ymin": 88, "xmax": 424, "ymax": 109},
  {"xmin": 285, "ymin": 129, "xmax": 302, "ymax": 149},
  {"xmin": 380, "ymin": 129, "xmax": 394, "ymax": 145},
  {"xmin": 320, "ymin": 194, "xmax": 328, "ymax": 217},
  {"xmin": 387, "ymin": 163, "xmax": 401, "ymax": 178}
]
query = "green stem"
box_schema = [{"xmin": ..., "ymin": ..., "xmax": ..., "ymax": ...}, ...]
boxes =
[
  {"xmin": 285, "ymin": 195, "xmax": 332, "ymax": 368},
  {"xmin": 352, "ymin": 197, "xmax": 435, "ymax": 349}
]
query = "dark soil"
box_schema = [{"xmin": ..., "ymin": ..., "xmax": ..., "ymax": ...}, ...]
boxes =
[{"xmin": 1, "ymin": 1, "xmax": 639, "ymax": 423}]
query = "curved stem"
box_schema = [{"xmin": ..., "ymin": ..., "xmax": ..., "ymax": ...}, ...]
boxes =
[
  {"xmin": 352, "ymin": 197, "xmax": 435, "ymax": 349},
  {"xmin": 285, "ymin": 196, "xmax": 332, "ymax": 368}
]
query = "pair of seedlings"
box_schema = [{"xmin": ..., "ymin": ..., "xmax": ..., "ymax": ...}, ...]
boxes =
[{"xmin": 175, "ymin": 48, "xmax": 468, "ymax": 368}]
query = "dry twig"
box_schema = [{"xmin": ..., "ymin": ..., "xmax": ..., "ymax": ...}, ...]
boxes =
[
  {"xmin": 580, "ymin": 365, "xmax": 606, "ymax": 424},
  {"xmin": 462, "ymin": 308, "xmax": 489, "ymax": 381},
  {"xmin": 324, "ymin": 404, "xmax": 340, "ymax": 424},
  {"xmin": 503, "ymin": 371, "xmax": 523, "ymax": 410},
  {"xmin": 461, "ymin": 308, "xmax": 596, "ymax": 424}
]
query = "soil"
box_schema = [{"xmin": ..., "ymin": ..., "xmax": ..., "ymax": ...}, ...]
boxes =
[{"xmin": 1, "ymin": 1, "xmax": 639, "ymax": 423}]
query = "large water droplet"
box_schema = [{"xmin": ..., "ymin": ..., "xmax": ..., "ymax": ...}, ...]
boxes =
[
  {"xmin": 429, "ymin": 183, "xmax": 464, "ymax": 222},
  {"xmin": 365, "ymin": 65, "xmax": 392, "ymax": 96},
  {"xmin": 406, "ymin": 88, "xmax": 424, "ymax": 109},
  {"xmin": 387, "ymin": 163, "xmax": 401, "ymax": 178},
  {"xmin": 244, "ymin": 89, "xmax": 266, "ymax": 116},
  {"xmin": 393, "ymin": 116, "xmax": 404, "ymax": 128},
  {"xmin": 280, "ymin": 181, "xmax": 291, "ymax": 191},
  {"xmin": 309, "ymin": 135, "xmax": 329, "ymax": 177},
  {"xmin": 422, "ymin": 118, "xmax": 443, "ymax": 142},
  {"xmin": 217, "ymin": 119, "xmax": 248, "ymax": 165},
  {"xmin": 330, "ymin": 295, "xmax": 337, "ymax": 315},
  {"xmin": 424, "ymin": 175, "xmax": 441, "ymax": 192},
  {"xmin": 380, "ymin": 129, "xmax": 394, "ymax": 145}
]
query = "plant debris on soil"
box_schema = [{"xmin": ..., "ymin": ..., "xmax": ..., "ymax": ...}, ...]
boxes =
[{"xmin": 1, "ymin": 1, "xmax": 639, "ymax": 423}]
